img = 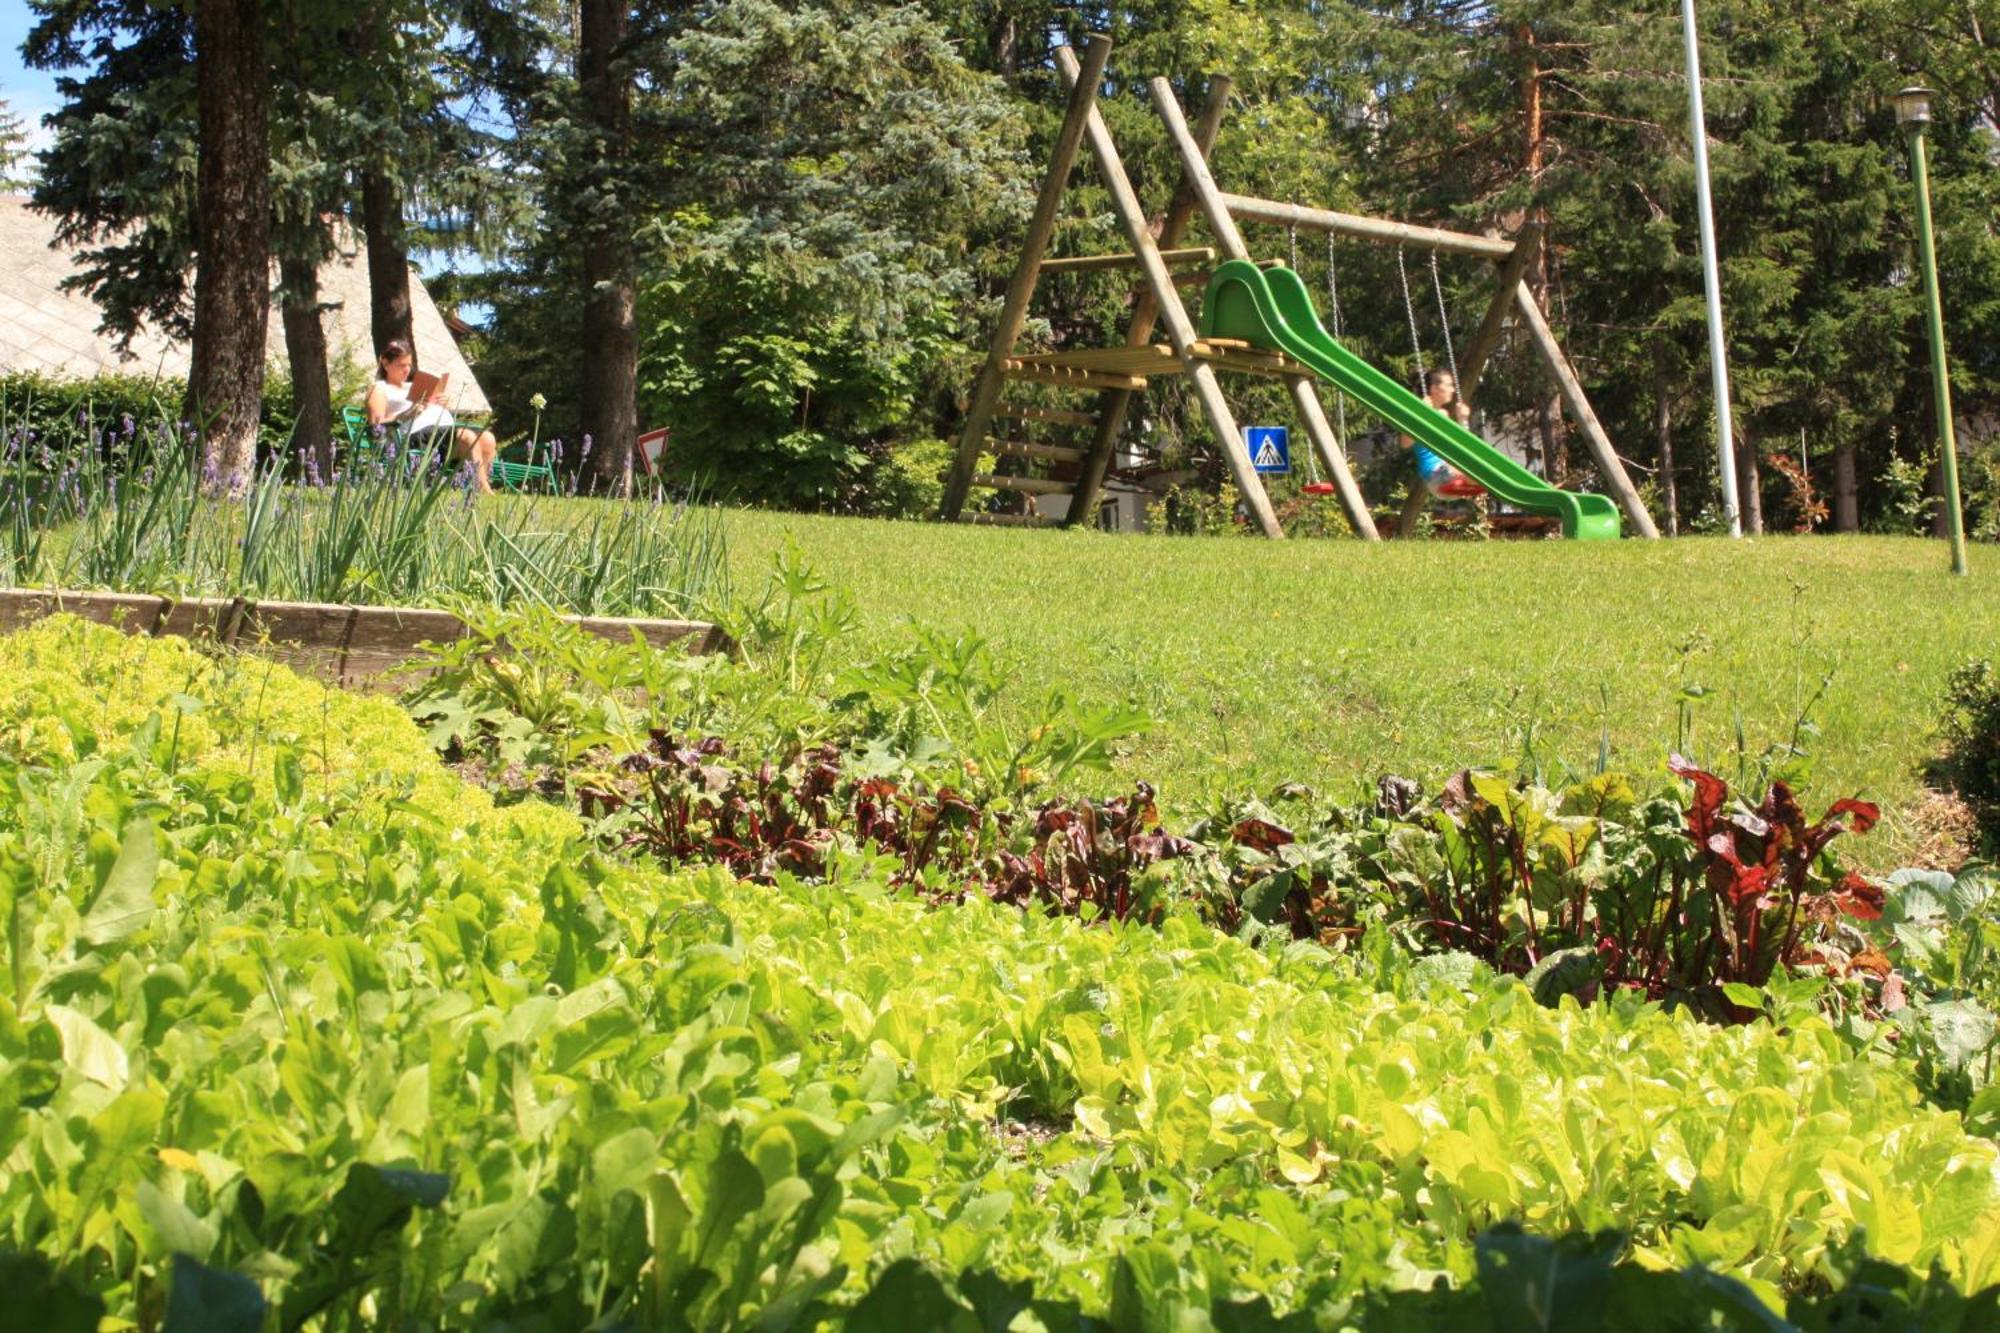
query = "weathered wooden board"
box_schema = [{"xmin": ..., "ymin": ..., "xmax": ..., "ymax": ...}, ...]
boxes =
[
  {"xmin": 971, "ymin": 473, "xmax": 1072, "ymax": 496},
  {"xmin": 1040, "ymin": 246, "xmax": 1215, "ymax": 274},
  {"xmin": 955, "ymin": 511, "xmax": 1058, "ymax": 528},
  {"xmin": 993, "ymin": 404, "xmax": 1100, "ymax": 428},
  {"xmin": 987, "ymin": 439, "xmax": 1088, "ymax": 464},
  {"xmin": 999, "ymin": 362, "xmax": 1149, "ymax": 392},
  {"xmin": 0, "ymin": 587, "xmax": 729, "ymax": 692}
]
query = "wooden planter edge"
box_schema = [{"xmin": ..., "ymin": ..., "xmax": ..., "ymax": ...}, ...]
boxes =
[{"xmin": 0, "ymin": 587, "xmax": 730, "ymax": 692}]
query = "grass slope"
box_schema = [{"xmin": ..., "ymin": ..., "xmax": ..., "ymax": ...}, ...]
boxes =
[{"xmin": 712, "ymin": 513, "xmax": 1994, "ymax": 863}]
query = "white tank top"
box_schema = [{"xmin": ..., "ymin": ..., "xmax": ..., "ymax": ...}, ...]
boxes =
[{"xmin": 379, "ymin": 378, "xmax": 454, "ymax": 437}]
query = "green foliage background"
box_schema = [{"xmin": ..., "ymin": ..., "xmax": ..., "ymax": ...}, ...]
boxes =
[
  {"xmin": 458, "ymin": 0, "xmax": 2000, "ymax": 527},
  {"xmin": 13, "ymin": 0, "xmax": 2000, "ymax": 525}
]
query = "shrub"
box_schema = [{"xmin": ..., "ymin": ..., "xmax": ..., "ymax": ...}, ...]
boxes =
[
  {"xmin": 1940, "ymin": 659, "xmax": 2000, "ymax": 851},
  {"xmin": 858, "ymin": 435, "xmax": 953, "ymax": 519},
  {"xmin": 1964, "ymin": 437, "xmax": 2000, "ymax": 543},
  {"xmin": 1, "ymin": 369, "xmax": 309, "ymax": 457}
]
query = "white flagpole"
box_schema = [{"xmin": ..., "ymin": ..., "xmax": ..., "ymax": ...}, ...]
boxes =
[{"xmin": 1681, "ymin": 0, "xmax": 1742, "ymax": 536}]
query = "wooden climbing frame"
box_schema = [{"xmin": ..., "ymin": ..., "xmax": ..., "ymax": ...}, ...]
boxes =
[{"xmin": 940, "ymin": 35, "xmax": 1657, "ymax": 540}]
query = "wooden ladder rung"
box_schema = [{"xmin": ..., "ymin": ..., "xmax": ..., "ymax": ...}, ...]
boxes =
[
  {"xmin": 1191, "ymin": 343, "xmax": 1316, "ymax": 378},
  {"xmin": 1012, "ymin": 344, "xmax": 1182, "ymax": 374},
  {"xmin": 1041, "ymin": 246, "xmax": 1215, "ymax": 274},
  {"xmin": 972, "ymin": 472, "xmax": 1071, "ymax": 496},
  {"xmin": 988, "ymin": 439, "xmax": 1086, "ymax": 464},
  {"xmin": 996, "ymin": 405, "xmax": 1100, "ymax": 428},
  {"xmin": 959, "ymin": 511, "xmax": 1059, "ymax": 527},
  {"xmin": 1001, "ymin": 362, "xmax": 1148, "ymax": 392}
]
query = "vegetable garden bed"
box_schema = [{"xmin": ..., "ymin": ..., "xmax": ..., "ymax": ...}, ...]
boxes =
[
  {"xmin": 0, "ymin": 586, "xmax": 728, "ymax": 690},
  {"xmin": 5, "ymin": 616, "xmax": 1999, "ymax": 1329}
]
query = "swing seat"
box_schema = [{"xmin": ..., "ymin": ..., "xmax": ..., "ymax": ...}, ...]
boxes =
[
  {"xmin": 1438, "ymin": 476, "xmax": 1486, "ymax": 499},
  {"xmin": 1301, "ymin": 481, "xmax": 1338, "ymax": 497}
]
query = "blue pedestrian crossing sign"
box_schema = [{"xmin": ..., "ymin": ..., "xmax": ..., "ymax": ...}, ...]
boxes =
[{"xmin": 1247, "ymin": 426, "xmax": 1290, "ymax": 474}]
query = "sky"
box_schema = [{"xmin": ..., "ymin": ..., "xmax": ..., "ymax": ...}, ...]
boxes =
[
  {"xmin": 1, "ymin": 0, "xmax": 65, "ymax": 171},
  {"xmin": 0, "ymin": 0, "xmax": 482, "ymax": 314}
]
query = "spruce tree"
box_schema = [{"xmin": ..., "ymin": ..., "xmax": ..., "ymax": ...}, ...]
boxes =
[
  {"xmin": 476, "ymin": 0, "xmax": 1025, "ymax": 504},
  {"xmin": 25, "ymin": 0, "xmax": 529, "ymax": 467},
  {"xmin": 189, "ymin": 0, "xmax": 270, "ymax": 488},
  {"xmin": 0, "ymin": 98, "xmax": 31, "ymax": 190}
]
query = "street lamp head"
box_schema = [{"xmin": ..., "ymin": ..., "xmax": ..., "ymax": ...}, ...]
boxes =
[{"xmin": 1894, "ymin": 86, "xmax": 1935, "ymax": 131}]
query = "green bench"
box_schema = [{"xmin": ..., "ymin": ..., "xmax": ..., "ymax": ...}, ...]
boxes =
[{"xmin": 337, "ymin": 405, "xmax": 556, "ymax": 493}]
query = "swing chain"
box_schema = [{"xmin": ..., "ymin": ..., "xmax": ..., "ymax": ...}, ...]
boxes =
[
  {"xmin": 1282, "ymin": 221, "xmax": 1325, "ymax": 489},
  {"xmin": 1396, "ymin": 247, "xmax": 1426, "ymax": 393},
  {"xmin": 1430, "ymin": 249, "xmax": 1460, "ymax": 388},
  {"xmin": 1325, "ymin": 234, "xmax": 1348, "ymax": 443}
]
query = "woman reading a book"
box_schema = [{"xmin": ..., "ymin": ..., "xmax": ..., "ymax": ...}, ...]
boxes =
[{"xmin": 366, "ymin": 339, "xmax": 500, "ymax": 492}]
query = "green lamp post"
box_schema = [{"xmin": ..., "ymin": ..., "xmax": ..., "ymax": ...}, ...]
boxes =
[{"xmin": 1894, "ymin": 85, "xmax": 1970, "ymax": 576}]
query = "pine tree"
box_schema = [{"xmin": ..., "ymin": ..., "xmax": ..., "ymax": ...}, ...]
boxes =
[
  {"xmin": 0, "ymin": 98, "xmax": 31, "ymax": 190},
  {"xmin": 189, "ymin": 0, "xmax": 270, "ymax": 489},
  {"xmin": 25, "ymin": 0, "xmax": 529, "ymax": 469},
  {"xmin": 475, "ymin": 0, "xmax": 1026, "ymax": 503},
  {"xmin": 576, "ymin": 0, "xmax": 638, "ymax": 494}
]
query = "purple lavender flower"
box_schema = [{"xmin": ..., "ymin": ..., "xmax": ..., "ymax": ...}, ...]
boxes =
[
  {"xmin": 120, "ymin": 413, "xmax": 136, "ymax": 439},
  {"xmin": 581, "ymin": 433, "xmax": 593, "ymax": 460},
  {"xmin": 304, "ymin": 449, "xmax": 323, "ymax": 487}
]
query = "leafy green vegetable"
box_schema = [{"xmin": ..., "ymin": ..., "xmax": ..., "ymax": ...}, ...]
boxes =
[{"xmin": 6, "ymin": 618, "xmax": 2000, "ymax": 1328}]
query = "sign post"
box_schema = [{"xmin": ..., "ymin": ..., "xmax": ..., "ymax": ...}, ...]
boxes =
[{"xmin": 1247, "ymin": 426, "xmax": 1290, "ymax": 475}]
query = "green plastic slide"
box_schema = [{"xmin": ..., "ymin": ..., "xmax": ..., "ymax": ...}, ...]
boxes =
[{"xmin": 1199, "ymin": 259, "xmax": 1622, "ymax": 540}]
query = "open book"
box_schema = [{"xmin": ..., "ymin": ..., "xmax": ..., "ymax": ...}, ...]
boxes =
[{"xmin": 403, "ymin": 369, "xmax": 450, "ymax": 412}]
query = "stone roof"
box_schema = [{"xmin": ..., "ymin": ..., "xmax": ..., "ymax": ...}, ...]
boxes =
[{"xmin": 0, "ymin": 194, "xmax": 490, "ymax": 415}]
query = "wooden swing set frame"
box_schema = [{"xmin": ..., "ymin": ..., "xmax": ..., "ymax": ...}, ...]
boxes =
[{"xmin": 939, "ymin": 34, "xmax": 1660, "ymax": 540}]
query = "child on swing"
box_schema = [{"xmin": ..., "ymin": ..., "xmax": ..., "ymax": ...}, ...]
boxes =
[{"xmin": 1402, "ymin": 367, "xmax": 1476, "ymax": 496}]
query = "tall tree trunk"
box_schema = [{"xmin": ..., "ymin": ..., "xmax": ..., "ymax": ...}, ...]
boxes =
[
  {"xmin": 1537, "ymin": 390, "xmax": 1566, "ymax": 481},
  {"xmin": 361, "ymin": 168, "xmax": 414, "ymax": 364},
  {"xmin": 190, "ymin": 0, "xmax": 270, "ymax": 492},
  {"xmin": 1738, "ymin": 436, "xmax": 1764, "ymax": 534},
  {"xmin": 579, "ymin": 0, "xmax": 637, "ymax": 496},
  {"xmin": 1832, "ymin": 438, "xmax": 1858, "ymax": 531},
  {"xmin": 1653, "ymin": 340, "xmax": 1678, "ymax": 535},
  {"xmin": 1519, "ymin": 25, "xmax": 1566, "ymax": 482},
  {"xmin": 279, "ymin": 248, "xmax": 334, "ymax": 480},
  {"xmin": 1927, "ymin": 460, "xmax": 1951, "ymax": 537},
  {"xmin": 989, "ymin": 13, "xmax": 1018, "ymax": 75},
  {"xmin": 351, "ymin": 1, "xmax": 412, "ymax": 364}
]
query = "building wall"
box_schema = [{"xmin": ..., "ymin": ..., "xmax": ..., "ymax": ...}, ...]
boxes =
[{"xmin": 0, "ymin": 196, "xmax": 490, "ymax": 416}]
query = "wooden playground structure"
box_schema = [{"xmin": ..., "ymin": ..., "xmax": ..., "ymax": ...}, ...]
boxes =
[{"xmin": 939, "ymin": 35, "xmax": 1659, "ymax": 540}]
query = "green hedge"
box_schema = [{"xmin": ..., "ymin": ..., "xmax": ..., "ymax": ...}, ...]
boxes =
[{"xmin": 1, "ymin": 365, "xmax": 371, "ymax": 459}]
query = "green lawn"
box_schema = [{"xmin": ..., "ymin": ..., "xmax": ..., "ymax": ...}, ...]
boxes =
[
  {"xmin": 707, "ymin": 511, "xmax": 1994, "ymax": 863},
  {"xmin": 29, "ymin": 481, "xmax": 1991, "ymax": 863}
]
